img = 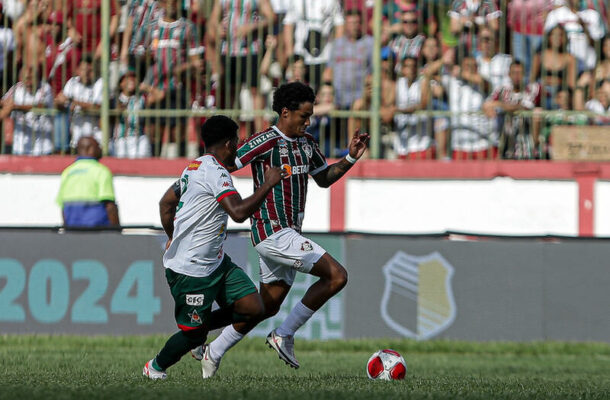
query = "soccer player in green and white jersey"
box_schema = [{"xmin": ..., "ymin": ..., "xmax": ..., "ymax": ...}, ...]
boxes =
[
  {"xmin": 192, "ymin": 82, "xmax": 370, "ymax": 369},
  {"xmin": 143, "ymin": 116, "xmax": 286, "ymax": 380}
]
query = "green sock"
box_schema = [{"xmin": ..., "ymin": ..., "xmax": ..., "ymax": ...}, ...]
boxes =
[
  {"xmin": 155, "ymin": 330, "xmax": 206, "ymax": 371},
  {"xmin": 152, "ymin": 358, "xmax": 163, "ymax": 372}
]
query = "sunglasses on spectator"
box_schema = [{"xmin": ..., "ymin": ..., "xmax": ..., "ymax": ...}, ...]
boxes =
[
  {"xmin": 402, "ymin": 19, "xmax": 417, "ymax": 24},
  {"xmin": 480, "ymin": 36, "xmax": 493, "ymax": 42}
]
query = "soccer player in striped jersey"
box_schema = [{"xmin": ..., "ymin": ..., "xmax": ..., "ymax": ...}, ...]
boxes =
[
  {"xmin": 193, "ymin": 82, "xmax": 369, "ymax": 369},
  {"xmin": 143, "ymin": 115, "xmax": 287, "ymax": 380}
]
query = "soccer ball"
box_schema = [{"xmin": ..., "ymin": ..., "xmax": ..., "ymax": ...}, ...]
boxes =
[{"xmin": 366, "ymin": 349, "xmax": 407, "ymax": 381}]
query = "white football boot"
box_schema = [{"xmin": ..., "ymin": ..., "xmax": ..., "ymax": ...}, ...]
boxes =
[
  {"xmin": 201, "ymin": 345, "xmax": 220, "ymax": 379},
  {"xmin": 191, "ymin": 345, "xmax": 204, "ymax": 361},
  {"xmin": 142, "ymin": 359, "xmax": 167, "ymax": 380},
  {"xmin": 266, "ymin": 329, "xmax": 300, "ymax": 369}
]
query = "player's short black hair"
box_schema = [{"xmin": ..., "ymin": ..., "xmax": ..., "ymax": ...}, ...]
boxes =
[
  {"xmin": 272, "ymin": 81, "xmax": 316, "ymax": 115},
  {"xmin": 200, "ymin": 115, "xmax": 239, "ymax": 148}
]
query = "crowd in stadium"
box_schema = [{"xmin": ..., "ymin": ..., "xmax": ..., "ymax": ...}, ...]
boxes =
[{"xmin": 0, "ymin": 0, "xmax": 609, "ymax": 160}]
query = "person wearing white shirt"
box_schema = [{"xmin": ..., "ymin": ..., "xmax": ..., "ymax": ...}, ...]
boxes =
[
  {"xmin": 54, "ymin": 55, "xmax": 103, "ymax": 148},
  {"xmin": 0, "ymin": 65, "xmax": 54, "ymax": 155},
  {"xmin": 544, "ymin": 0, "xmax": 605, "ymax": 73}
]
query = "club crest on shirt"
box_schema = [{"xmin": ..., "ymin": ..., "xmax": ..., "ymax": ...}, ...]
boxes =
[
  {"xmin": 301, "ymin": 241, "xmax": 313, "ymax": 252},
  {"xmin": 188, "ymin": 309, "xmax": 203, "ymax": 325},
  {"xmin": 302, "ymin": 143, "xmax": 313, "ymax": 158}
]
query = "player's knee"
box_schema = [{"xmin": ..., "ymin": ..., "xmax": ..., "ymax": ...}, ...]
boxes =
[{"xmin": 330, "ymin": 265, "xmax": 348, "ymax": 294}]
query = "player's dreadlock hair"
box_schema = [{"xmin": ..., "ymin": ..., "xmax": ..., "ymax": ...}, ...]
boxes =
[
  {"xmin": 200, "ymin": 115, "xmax": 238, "ymax": 148},
  {"xmin": 272, "ymin": 81, "xmax": 316, "ymax": 115}
]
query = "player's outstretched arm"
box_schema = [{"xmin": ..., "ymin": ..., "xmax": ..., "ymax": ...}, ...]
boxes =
[
  {"xmin": 312, "ymin": 131, "xmax": 370, "ymax": 188},
  {"xmin": 159, "ymin": 180, "xmax": 181, "ymax": 241},
  {"xmin": 220, "ymin": 166, "xmax": 287, "ymax": 223}
]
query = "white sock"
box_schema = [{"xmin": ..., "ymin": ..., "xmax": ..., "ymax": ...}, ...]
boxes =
[
  {"xmin": 276, "ymin": 301, "xmax": 315, "ymax": 337},
  {"xmin": 207, "ymin": 324, "xmax": 244, "ymax": 362}
]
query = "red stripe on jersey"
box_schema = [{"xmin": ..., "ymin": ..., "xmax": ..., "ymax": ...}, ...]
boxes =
[
  {"xmin": 216, "ymin": 190, "xmax": 238, "ymax": 202},
  {"xmin": 178, "ymin": 324, "xmax": 201, "ymax": 331}
]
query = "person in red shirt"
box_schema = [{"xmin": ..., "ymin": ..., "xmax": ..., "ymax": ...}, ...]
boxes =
[{"xmin": 66, "ymin": 0, "xmax": 120, "ymax": 60}]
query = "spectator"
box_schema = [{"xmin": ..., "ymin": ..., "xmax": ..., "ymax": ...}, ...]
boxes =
[
  {"xmin": 13, "ymin": 0, "xmax": 51, "ymax": 69},
  {"xmin": 120, "ymin": 0, "xmax": 162, "ymax": 81},
  {"xmin": 594, "ymin": 34, "xmax": 610, "ymax": 84},
  {"xmin": 420, "ymin": 37, "xmax": 454, "ymax": 159},
  {"xmin": 285, "ymin": 54, "xmax": 307, "ymax": 83},
  {"xmin": 56, "ymin": 136, "xmax": 120, "ymax": 228},
  {"xmin": 2, "ymin": 0, "xmax": 25, "ymax": 22},
  {"xmin": 0, "ymin": 64, "xmax": 53, "ymax": 155},
  {"xmin": 310, "ymin": 82, "xmax": 342, "ymax": 157},
  {"xmin": 448, "ymin": 0, "xmax": 501, "ymax": 53},
  {"xmin": 207, "ymin": 0, "xmax": 274, "ymax": 132},
  {"xmin": 539, "ymin": 87, "xmax": 588, "ymax": 158},
  {"xmin": 344, "ymin": 0, "xmax": 374, "ymax": 36},
  {"xmin": 54, "ymin": 54, "xmax": 103, "ymax": 148},
  {"xmin": 0, "ymin": 3, "xmax": 16, "ymax": 88},
  {"xmin": 144, "ymin": 0, "xmax": 202, "ymax": 158},
  {"xmin": 584, "ymin": 79, "xmax": 610, "ymax": 125},
  {"xmin": 283, "ymin": 0, "xmax": 344, "ymax": 90},
  {"xmin": 431, "ymin": 0, "xmax": 459, "ymax": 52},
  {"xmin": 507, "ymin": 0, "xmax": 553, "ymax": 81},
  {"xmin": 269, "ymin": 0, "xmax": 290, "ymax": 68},
  {"xmin": 483, "ymin": 60, "xmax": 542, "ymax": 159},
  {"xmin": 531, "ymin": 25, "xmax": 577, "ymax": 110},
  {"xmin": 382, "ymin": 0, "xmax": 437, "ymax": 44},
  {"xmin": 544, "ymin": 0, "xmax": 605, "ymax": 74},
  {"xmin": 111, "ymin": 70, "xmax": 164, "ymax": 158},
  {"xmin": 475, "ymin": 26, "xmax": 512, "ymax": 92},
  {"xmin": 442, "ymin": 52, "xmax": 495, "ymax": 159},
  {"xmin": 392, "ymin": 56, "xmax": 432, "ymax": 159},
  {"xmin": 325, "ymin": 9, "xmax": 373, "ymax": 110},
  {"xmin": 350, "ymin": 50, "xmax": 397, "ymax": 158},
  {"xmin": 388, "ymin": 10, "xmax": 425, "ymax": 62},
  {"xmin": 66, "ymin": 0, "xmax": 120, "ymax": 60},
  {"xmin": 43, "ymin": 8, "xmax": 75, "ymax": 154}
]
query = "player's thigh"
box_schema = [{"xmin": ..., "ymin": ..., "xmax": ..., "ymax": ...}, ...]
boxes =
[
  {"xmin": 165, "ymin": 268, "xmax": 222, "ymax": 330},
  {"xmin": 254, "ymin": 228, "xmax": 326, "ymax": 286},
  {"xmin": 215, "ymin": 257, "xmax": 260, "ymax": 316}
]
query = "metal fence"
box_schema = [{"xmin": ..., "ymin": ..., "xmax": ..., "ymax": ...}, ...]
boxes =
[{"xmin": 0, "ymin": 0, "xmax": 609, "ymax": 159}]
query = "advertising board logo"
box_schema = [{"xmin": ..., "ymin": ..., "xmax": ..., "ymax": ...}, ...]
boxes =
[{"xmin": 380, "ymin": 251, "xmax": 456, "ymax": 340}]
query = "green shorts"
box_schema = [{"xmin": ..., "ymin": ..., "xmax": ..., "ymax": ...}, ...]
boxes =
[{"xmin": 165, "ymin": 255, "xmax": 257, "ymax": 331}]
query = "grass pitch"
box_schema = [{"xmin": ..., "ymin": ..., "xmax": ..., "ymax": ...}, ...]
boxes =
[{"xmin": 1, "ymin": 336, "xmax": 609, "ymax": 400}]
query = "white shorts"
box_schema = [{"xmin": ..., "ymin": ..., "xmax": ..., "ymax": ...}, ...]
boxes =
[{"xmin": 254, "ymin": 228, "xmax": 326, "ymax": 285}]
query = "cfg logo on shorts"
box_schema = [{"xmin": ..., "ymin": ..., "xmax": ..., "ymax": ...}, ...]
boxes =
[{"xmin": 186, "ymin": 294, "xmax": 204, "ymax": 306}]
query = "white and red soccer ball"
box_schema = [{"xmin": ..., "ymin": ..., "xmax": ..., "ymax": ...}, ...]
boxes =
[{"xmin": 366, "ymin": 349, "xmax": 407, "ymax": 381}]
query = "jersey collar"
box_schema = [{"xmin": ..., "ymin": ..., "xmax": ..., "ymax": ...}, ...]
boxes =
[
  {"xmin": 271, "ymin": 125, "xmax": 297, "ymax": 142},
  {"xmin": 203, "ymin": 153, "xmax": 229, "ymax": 169}
]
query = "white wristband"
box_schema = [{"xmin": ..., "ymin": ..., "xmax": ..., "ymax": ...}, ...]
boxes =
[{"xmin": 345, "ymin": 154, "xmax": 357, "ymax": 164}]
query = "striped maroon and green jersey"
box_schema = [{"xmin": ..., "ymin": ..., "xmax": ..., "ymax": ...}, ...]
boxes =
[
  {"xmin": 127, "ymin": 0, "xmax": 163, "ymax": 56},
  {"xmin": 220, "ymin": 0, "xmax": 264, "ymax": 56},
  {"xmin": 146, "ymin": 17, "xmax": 199, "ymax": 90},
  {"xmin": 236, "ymin": 126, "xmax": 328, "ymax": 245}
]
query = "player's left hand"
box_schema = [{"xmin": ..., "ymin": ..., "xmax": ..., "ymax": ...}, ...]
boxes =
[{"xmin": 348, "ymin": 130, "xmax": 370, "ymax": 160}]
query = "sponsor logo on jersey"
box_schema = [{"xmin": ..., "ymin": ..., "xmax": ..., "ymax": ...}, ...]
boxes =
[
  {"xmin": 188, "ymin": 309, "xmax": 203, "ymax": 325},
  {"xmin": 282, "ymin": 164, "xmax": 309, "ymax": 176},
  {"xmin": 220, "ymin": 173, "xmax": 229, "ymax": 178},
  {"xmin": 248, "ymin": 131, "xmax": 276, "ymax": 148},
  {"xmin": 278, "ymin": 139, "xmax": 287, "ymax": 146},
  {"xmin": 293, "ymin": 260, "xmax": 304, "ymax": 270},
  {"xmin": 303, "ymin": 144, "xmax": 313, "ymax": 158},
  {"xmin": 301, "ymin": 241, "xmax": 313, "ymax": 251},
  {"xmin": 222, "ymin": 181, "xmax": 231, "ymax": 187},
  {"xmin": 279, "ymin": 147, "xmax": 289, "ymax": 156},
  {"xmin": 186, "ymin": 294, "xmax": 205, "ymax": 306},
  {"xmin": 187, "ymin": 160, "xmax": 202, "ymax": 170}
]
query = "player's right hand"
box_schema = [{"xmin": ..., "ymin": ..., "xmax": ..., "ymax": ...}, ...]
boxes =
[{"xmin": 264, "ymin": 166, "xmax": 288, "ymax": 186}]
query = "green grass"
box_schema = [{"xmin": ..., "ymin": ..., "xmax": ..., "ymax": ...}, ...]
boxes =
[{"xmin": 1, "ymin": 335, "xmax": 609, "ymax": 400}]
